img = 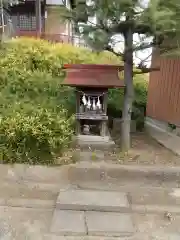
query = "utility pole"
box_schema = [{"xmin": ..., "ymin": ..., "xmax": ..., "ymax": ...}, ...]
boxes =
[
  {"xmin": 35, "ymin": 0, "xmax": 41, "ymax": 37},
  {"xmin": 0, "ymin": 0, "xmax": 5, "ymax": 41}
]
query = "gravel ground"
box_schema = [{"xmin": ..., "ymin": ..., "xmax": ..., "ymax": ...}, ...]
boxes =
[
  {"xmin": 132, "ymin": 213, "xmax": 180, "ymax": 240},
  {"xmin": 53, "ymin": 132, "xmax": 180, "ymax": 167},
  {"xmin": 106, "ymin": 132, "xmax": 180, "ymax": 166}
]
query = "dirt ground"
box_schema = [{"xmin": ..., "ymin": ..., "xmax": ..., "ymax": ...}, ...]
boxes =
[
  {"xmin": 57, "ymin": 132, "xmax": 180, "ymax": 166},
  {"xmin": 106, "ymin": 132, "xmax": 180, "ymax": 166}
]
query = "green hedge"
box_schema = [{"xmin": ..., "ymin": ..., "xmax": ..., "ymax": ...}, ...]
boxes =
[
  {"xmin": 108, "ymin": 75, "xmax": 148, "ymax": 130},
  {"xmin": 0, "ymin": 104, "xmax": 74, "ymax": 164},
  {"xmin": 0, "ymin": 71, "xmax": 75, "ymax": 164}
]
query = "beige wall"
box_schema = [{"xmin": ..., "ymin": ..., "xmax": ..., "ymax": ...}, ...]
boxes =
[{"xmin": 44, "ymin": 6, "xmax": 72, "ymax": 43}]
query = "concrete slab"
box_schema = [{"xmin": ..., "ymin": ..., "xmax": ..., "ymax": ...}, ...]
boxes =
[
  {"xmin": 0, "ymin": 165, "xmax": 10, "ymax": 180},
  {"xmin": 44, "ymin": 235, "xmax": 134, "ymax": 240},
  {"xmin": 6, "ymin": 198, "xmax": 55, "ymax": 209},
  {"xmin": 44, "ymin": 236, "xmax": 180, "ymax": 240},
  {"xmin": 73, "ymin": 135, "xmax": 115, "ymax": 150},
  {"xmin": 0, "ymin": 206, "xmax": 52, "ymax": 239},
  {"xmin": 0, "ymin": 182, "xmax": 58, "ymax": 200},
  {"xmin": 130, "ymin": 187, "xmax": 180, "ymax": 206},
  {"xmin": 0, "ymin": 198, "xmax": 6, "ymax": 206},
  {"xmin": 145, "ymin": 118, "xmax": 180, "ymax": 156},
  {"xmin": 56, "ymin": 189, "xmax": 129, "ymax": 212},
  {"xmin": 132, "ymin": 204, "xmax": 180, "ymax": 214},
  {"xmin": 68, "ymin": 162, "xmax": 180, "ymax": 183},
  {"xmin": 50, "ymin": 210, "xmax": 86, "ymax": 236},
  {"xmin": 68, "ymin": 164, "xmax": 107, "ymax": 182},
  {"xmin": 86, "ymin": 211, "xmax": 134, "ymax": 237},
  {"xmin": 23, "ymin": 165, "xmax": 69, "ymax": 183},
  {"xmin": 0, "ymin": 164, "xmax": 27, "ymax": 181}
]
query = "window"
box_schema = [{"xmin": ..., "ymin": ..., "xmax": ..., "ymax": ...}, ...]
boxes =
[
  {"xmin": 19, "ymin": 15, "xmax": 35, "ymax": 30},
  {"xmin": 16, "ymin": 14, "xmax": 44, "ymax": 31}
]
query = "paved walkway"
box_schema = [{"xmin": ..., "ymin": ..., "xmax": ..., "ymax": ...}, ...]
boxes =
[{"xmin": 0, "ymin": 163, "xmax": 180, "ymax": 239}]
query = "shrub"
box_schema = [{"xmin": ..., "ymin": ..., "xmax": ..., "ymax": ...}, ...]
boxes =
[
  {"xmin": 0, "ymin": 105, "xmax": 74, "ymax": 164},
  {"xmin": 0, "ymin": 37, "xmax": 121, "ymax": 73},
  {"xmin": 108, "ymin": 75, "xmax": 148, "ymax": 131},
  {"xmin": 133, "ymin": 75, "xmax": 148, "ymax": 111},
  {"xmin": 0, "ymin": 70, "xmax": 75, "ymax": 164}
]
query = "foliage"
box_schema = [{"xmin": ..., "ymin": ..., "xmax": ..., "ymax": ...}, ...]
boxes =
[
  {"xmin": 0, "ymin": 69, "xmax": 75, "ymax": 164},
  {"xmin": 71, "ymin": 0, "xmax": 180, "ymax": 54},
  {"xmin": 108, "ymin": 75, "xmax": 148, "ymax": 130},
  {"xmin": 0, "ymin": 104, "xmax": 74, "ymax": 164},
  {"xmin": 133, "ymin": 75, "xmax": 148, "ymax": 110},
  {"xmin": 133, "ymin": 75, "xmax": 148, "ymax": 130}
]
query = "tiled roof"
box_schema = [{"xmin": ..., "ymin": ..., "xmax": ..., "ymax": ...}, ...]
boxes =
[{"xmin": 63, "ymin": 64, "xmax": 125, "ymax": 88}]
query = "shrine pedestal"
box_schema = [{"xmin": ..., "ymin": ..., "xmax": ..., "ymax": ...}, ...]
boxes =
[{"xmin": 73, "ymin": 135, "xmax": 115, "ymax": 150}]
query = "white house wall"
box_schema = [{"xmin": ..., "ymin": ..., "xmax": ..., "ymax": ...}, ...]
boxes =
[
  {"xmin": 46, "ymin": 0, "xmax": 64, "ymax": 5},
  {"xmin": 46, "ymin": 0, "xmax": 71, "ymax": 8}
]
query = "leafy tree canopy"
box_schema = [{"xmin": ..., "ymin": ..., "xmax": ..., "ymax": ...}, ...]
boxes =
[{"xmin": 68, "ymin": 0, "xmax": 180, "ymax": 69}]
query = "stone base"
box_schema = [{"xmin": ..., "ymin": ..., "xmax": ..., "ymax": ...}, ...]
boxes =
[
  {"xmin": 112, "ymin": 118, "xmax": 137, "ymax": 134},
  {"xmin": 145, "ymin": 117, "xmax": 180, "ymax": 156},
  {"xmin": 72, "ymin": 135, "xmax": 115, "ymax": 150}
]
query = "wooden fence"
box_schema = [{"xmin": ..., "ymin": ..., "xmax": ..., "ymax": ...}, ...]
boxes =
[{"xmin": 146, "ymin": 49, "xmax": 180, "ymax": 126}]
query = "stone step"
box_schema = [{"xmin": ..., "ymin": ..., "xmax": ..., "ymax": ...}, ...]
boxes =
[
  {"xmin": 50, "ymin": 210, "xmax": 134, "ymax": 237},
  {"xmin": 44, "ymin": 235, "xmax": 135, "ymax": 240},
  {"xmin": 76, "ymin": 182, "xmax": 180, "ymax": 210},
  {"xmin": 0, "ymin": 182, "xmax": 58, "ymax": 200},
  {"xmin": 56, "ymin": 189, "xmax": 130, "ymax": 212},
  {"xmin": 72, "ymin": 135, "xmax": 116, "ymax": 151},
  {"xmin": 44, "ymin": 236, "xmax": 180, "ymax": 240}
]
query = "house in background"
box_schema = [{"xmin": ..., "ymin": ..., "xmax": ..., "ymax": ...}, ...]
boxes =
[
  {"xmin": 0, "ymin": 0, "xmax": 86, "ymax": 46},
  {"xmin": 145, "ymin": 48, "xmax": 180, "ymax": 155}
]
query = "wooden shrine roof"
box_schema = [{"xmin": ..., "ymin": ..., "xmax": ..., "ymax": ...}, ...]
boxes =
[{"xmin": 62, "ymin": 64, "xmax": 125, "ymax": 88}]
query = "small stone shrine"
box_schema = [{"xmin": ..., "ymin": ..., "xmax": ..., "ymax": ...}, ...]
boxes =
[{"xmin": 63, "ymin": 64, "xmax": 125, "ymax": 147}]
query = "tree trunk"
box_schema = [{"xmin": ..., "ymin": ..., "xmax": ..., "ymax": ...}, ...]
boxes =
[{"xmin": 121, "ymin": 27, "xmax": 134, "ymax": 151}]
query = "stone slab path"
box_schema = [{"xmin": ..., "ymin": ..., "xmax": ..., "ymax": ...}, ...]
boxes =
[
  {"xmin": 51, "ymin": 210, "xmax": 86, "ymax": 235},
  {"xmin": 51, "ymin": 189, "xmax": 134, "ymax": 237},
  {"xmin": 85, "ymin": 211, "xmax": 133, "ymax": 237},
  {"xmin": 56, "ymin": 189, "xmax": 129, "ymax": 211},
  {"xmin": 0, "ymin": 163, "xmax": 180, "ymax": 239}
]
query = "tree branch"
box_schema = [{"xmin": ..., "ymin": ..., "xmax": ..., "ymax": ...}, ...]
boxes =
[
  {"xmin": 135, "ymin": 52, "xmax": 152, "ymax": 65},
  {"xmin": 133, "ymin": 66, "xmax": 159, "ymax": 75},
  {"xmin": 133, "ymin": 42, "xmax": 154, "ymax": 51},
  {"xmin": 62, "ymin": 0, "xmax": 66, "ymax": 6},
  {"xmin": 105, "ymin": 45, "xmax": 124, "ymax": 58},
  {"xmin": 133, "ymin": 50, "xmax": 158, "ymax": 75}
]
